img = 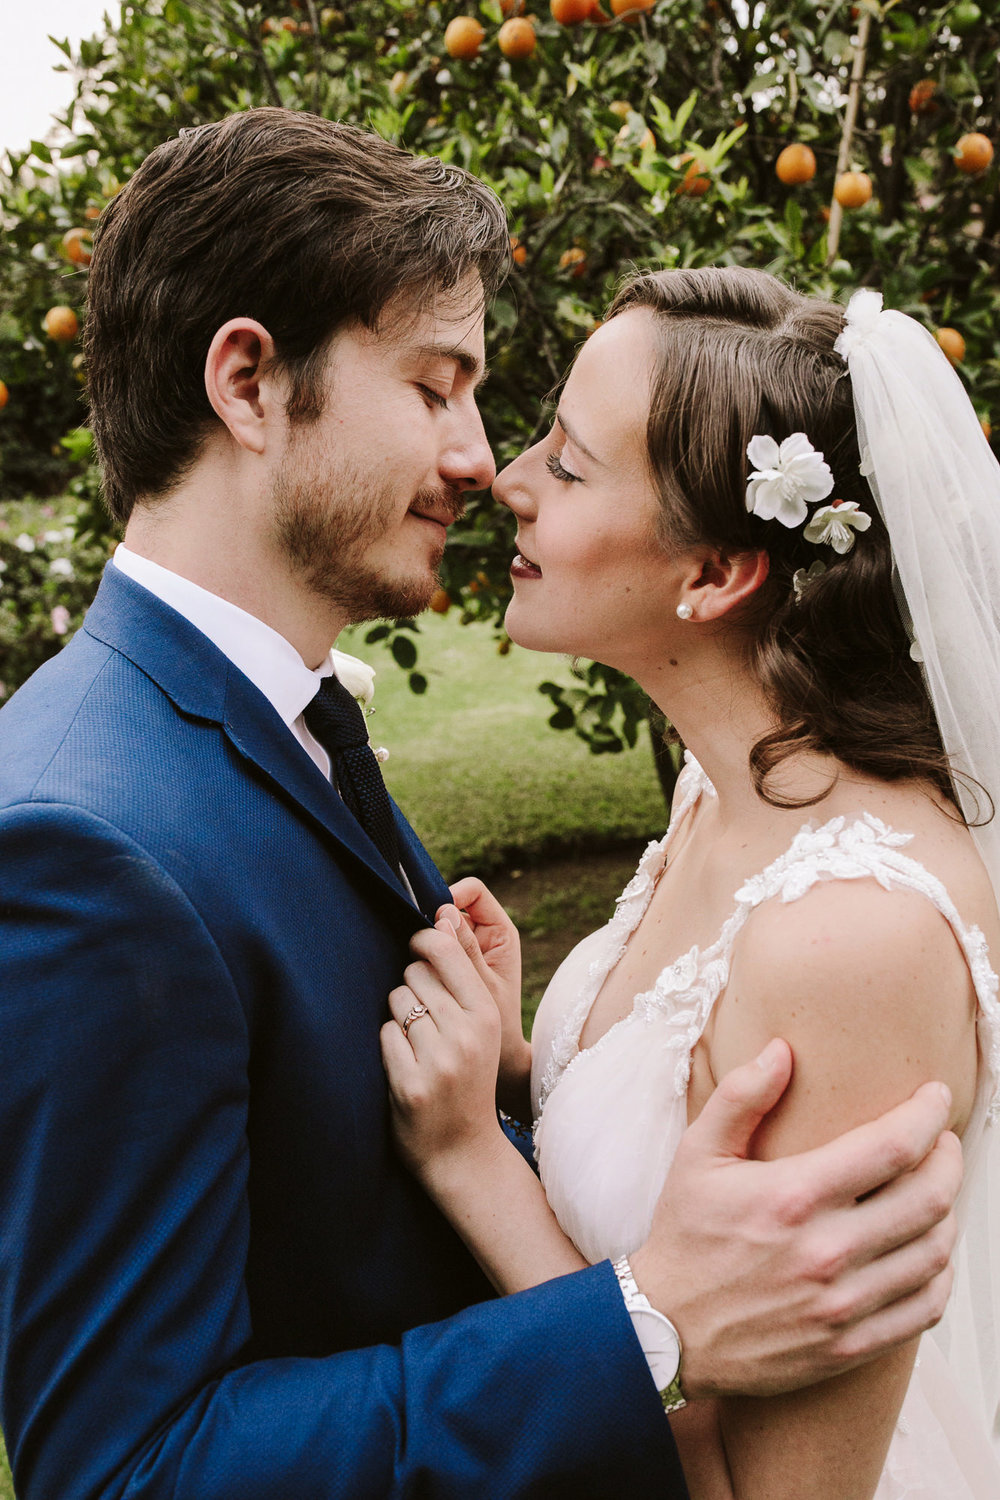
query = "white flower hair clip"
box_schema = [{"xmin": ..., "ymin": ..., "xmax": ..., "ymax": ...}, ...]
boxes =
[
  {"xmin": 746, "ymin": 431, "xmax": 871, "ymax": 561},
  {"xmin": 745, "ymin": 433, "xmax": 835, "ymax": 527},
  {"xmin": 804, "ymin": 499, "xmax": 872, "ymax": 554}
]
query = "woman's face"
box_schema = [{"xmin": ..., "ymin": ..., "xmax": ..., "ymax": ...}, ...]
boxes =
[{"xmin": 495, "ymin": 308, "xmax": 691, "ymax": 670}]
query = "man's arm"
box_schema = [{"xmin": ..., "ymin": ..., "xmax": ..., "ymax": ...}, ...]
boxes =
[
  {"xmin": 386, "ymin": 920, "xmax": 959, "ymax": 1398},
  {"xmin": 0, "ymin": 803, "xmax": 684, "ymax": 1500}
]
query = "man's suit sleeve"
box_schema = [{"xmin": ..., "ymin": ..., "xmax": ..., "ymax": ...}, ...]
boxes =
[{"xmin": 0, "ymin": 804, "xmax": 687, "ymax": 1500}]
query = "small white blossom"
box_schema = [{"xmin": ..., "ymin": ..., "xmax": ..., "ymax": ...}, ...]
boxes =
[
  {"xmin": 909, "ymin": 638, "xmax": 924, "ymax": 663},
  {"xmin": 745, "ymin": 433, "xmax": 834, "ymax": 527},
  {"xmin": 373, "ymin": 746, "xmax": 390, "ymax": 763},
  {"xmin": 15, "ymin": 533, "xmax": 35, "ymax": 553},
  {"xmin": 49, "ymin": 557, "xmax": 75, "ymax": 578},
  {"xmin": 792, "ymin": 560, "xmax": 827, "ymax": 602},
  {"xmin": 50, "ymin": 605, "xmax": 71, "ymax": 636},
  {"xmin": 43, "ymin": 529, "xmax": 65, "ymax": 544},
  {"xmin": 804, "ymin": 499, "xmax": 872, "ymax": 554}
]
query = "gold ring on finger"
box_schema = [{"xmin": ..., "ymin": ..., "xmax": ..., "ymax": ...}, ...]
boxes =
[{"xmin": 401, "ymin": 1002, "xmax": 430, "ymax": 1039}]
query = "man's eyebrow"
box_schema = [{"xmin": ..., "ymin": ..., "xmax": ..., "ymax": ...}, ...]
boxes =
[
  {"xmin": 556, "ymin": 408, "xmax": 602, "ymax": 466},
  {"xmin": 415, "ymin": 344, "xmax": 490, "ymax": 389}
]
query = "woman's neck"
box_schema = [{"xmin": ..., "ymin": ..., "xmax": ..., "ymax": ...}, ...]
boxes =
[{"xmin": 634, "ymin": 639, "xmax": 842, "ymax": 839}]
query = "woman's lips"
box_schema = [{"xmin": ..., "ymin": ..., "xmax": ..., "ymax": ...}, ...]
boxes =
[{"xmin": 511, "ymin": 553, "xmax": 542, "ymax": 580}]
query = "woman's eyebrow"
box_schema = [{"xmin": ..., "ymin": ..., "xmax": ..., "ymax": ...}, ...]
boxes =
[{"xmin": 556, "ymin": 408, "xmax": 602, "ymax": 466}]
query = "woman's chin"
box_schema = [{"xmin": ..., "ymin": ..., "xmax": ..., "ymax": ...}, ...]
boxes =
[{"xmin": 504, "ymin": 602, "xmax": 574, "ymax": 656}]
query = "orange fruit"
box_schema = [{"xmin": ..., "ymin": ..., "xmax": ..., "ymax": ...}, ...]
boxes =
[
  {"xmin": 609, "ymin": 99, "xmax": 631, "ymax": 118},
  {"xmin": 551, "ymin": 0, "xmax": 591, "ymax": 19},
  {"xmin": 444, "ymin": 16, "xmax": 485, "ymax": 58},
  {"xmin": 954, "ymin": 133, "xmax": 994, "ymax": 175},
  {"xmin": 935, "ymin": 327, "xmax": 965, "ymax": 365},
  {"xmin": 43, "ymin": 306, "xmax": 79, "ymax": 342},
  {"xmin": 981, "ymin": 416, "xmax": 992, "ymax": 443},
  {"xmin": 0, "ymin": 380, "xmax": 8, "ymax": 409},
  {"xmin": 429, "ymin": 587, "xmax": 452, "ymax": 614},
  {"xmin": 559, "ymin": 246, "xmax": 587, "ymax": 276},
  {"xmin": 83, "ymin": 205, "xmax": 102, "ymax": 221},
  {"xmin": 61, "ymin": 228, "xmax": 93, "ymax": 266},
  {"xmin": 498, "ymin": 16, "xmax": 536, "ymax": 56},
  {"xmin": 833, "ymin": 170, "xmax": 873, "ymax": 208},
  {"xmin": 775, "ymin": 143, "xmax": 816, "ymax": 184},
  {"xmin": 609, "ymin": 0, "xmax": 655, "ymax": 15},
  {"xmin": 676, "ymin": 153, "xmax": 710, "ymax": 196},
  {"xmin": 510, "ymin": 234, "xmax": 528, "ymax": 265},
  {"xmin": 587, "ymin": 0, "xmax": 611, "ymax": 19},
  {"xmin": 908, "ymin": 79, "xmax": 939, "ymax": 116},
  {"xmin": 500, "ymin": 0, "xmax": 525, "ymax": 12}
]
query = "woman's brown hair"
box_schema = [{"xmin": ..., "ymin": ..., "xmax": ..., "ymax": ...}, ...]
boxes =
[
  {"xmin": 607, "ymin": 265, "xmax": 960, "ymax": 813},
  {"xmin": 85, "ymin": 108, "xmax": 510, "ymax": 525}
]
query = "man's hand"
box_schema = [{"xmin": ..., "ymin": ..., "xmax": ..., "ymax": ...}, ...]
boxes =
[{"xmin": 631, "ymin": 1039, "xmax": 960, "ymax": 1400}]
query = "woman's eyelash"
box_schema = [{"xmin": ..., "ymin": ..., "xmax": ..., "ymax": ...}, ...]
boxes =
[
  {"xmin": 420, "ymin": 385, "xmax": 449, "ymax": 408},
  {"xmin": 545, "ymin": 451, "xmax": 581, "ymax": 482}
]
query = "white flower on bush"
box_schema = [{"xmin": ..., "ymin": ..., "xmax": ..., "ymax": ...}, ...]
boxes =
[
  {"xmin": 43, "ymin": 529, "xmax": 65, "ymax": 544},
  {"xmin": 50, "ymin": 605, "xmax": 71, "ymax": 636},
  {"xmin": 745, "ymin": 433, "xmax": 834, "ymax": 527},
  {"xmin": 804, "ymin": 499, "xmax": 872, "ymax": 555},
  {"xmin": 49, "ymin": 557, "xmax": 75, "ymax": 579},
  {"xmin": 15, "ymin": 533, "xmax": 35, "ymax": 553}
]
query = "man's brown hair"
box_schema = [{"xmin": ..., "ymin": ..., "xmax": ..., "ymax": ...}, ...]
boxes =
[{"xmin": 85, "ymin": 108, "xmax": 510, "ymax": 525}]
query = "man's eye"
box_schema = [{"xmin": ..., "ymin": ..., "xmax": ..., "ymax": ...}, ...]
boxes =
[
  {"xmin": 420, "ymin": 385, "xmax": 449, "ymax": 408},
  {"xmin": 545, "ymin": 450, "xmax": 581, "ymax": 483}
]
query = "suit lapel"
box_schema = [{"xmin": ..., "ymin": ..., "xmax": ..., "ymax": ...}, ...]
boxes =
[{"xmin": 84, "ymin": 565, "xmax": 437, "ymax": 927}]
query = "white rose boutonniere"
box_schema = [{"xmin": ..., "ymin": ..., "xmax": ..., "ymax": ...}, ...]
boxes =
[
  {"xmin": 331, "ymin": 648, "xmax": 389, "ymax": 761},
  {"xmin": 331, "ymin": 648, "xmax": 376, "ymax": 709}
]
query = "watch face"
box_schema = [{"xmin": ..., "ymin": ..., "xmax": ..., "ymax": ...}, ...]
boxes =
[{"xmin": 629, "ymin": 1305, "xmax": 681, "ymax": 1391}]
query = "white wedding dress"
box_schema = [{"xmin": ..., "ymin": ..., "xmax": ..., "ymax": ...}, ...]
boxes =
[{"xmin": 531, "ymin": 755, "xmax": 1000, "ymax": 1498}]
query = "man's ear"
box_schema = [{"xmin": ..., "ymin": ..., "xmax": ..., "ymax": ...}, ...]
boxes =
[
  {"xmin": 682, "ymin": 549, "xmax": 770, "ymax": 621},
  {"xmin": 204, "ymin": 319, "xmax": 282, "ymax": 456}
]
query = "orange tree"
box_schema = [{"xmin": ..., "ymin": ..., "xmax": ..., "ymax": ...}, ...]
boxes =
[{"xmin": 0, "ymin": 0, "xmax": 997, "ymax": 782}]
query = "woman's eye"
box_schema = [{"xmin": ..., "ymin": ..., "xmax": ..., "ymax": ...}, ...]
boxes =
[
  {"xmin": 420, "ymin": 385, "xmax": 449, "ymax": 408},
  {"xmin": 545, "ymin": 450, "xmax": 581, "ymax": 483}
]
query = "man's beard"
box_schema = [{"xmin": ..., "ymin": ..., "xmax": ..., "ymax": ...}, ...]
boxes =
[{"xmin": 271, "ymin": 456, "xmax": 462, "ymax": 623}]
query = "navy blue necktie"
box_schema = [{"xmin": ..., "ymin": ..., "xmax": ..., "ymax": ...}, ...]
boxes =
[{"xmin": 304, "ymin": 674, "xmax": 401, "ymax": 873}]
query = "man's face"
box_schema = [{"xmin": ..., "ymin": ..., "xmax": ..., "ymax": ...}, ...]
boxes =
[{"xmin": 269, "ymin": 275, "xmax": 495, "ymax": 623}]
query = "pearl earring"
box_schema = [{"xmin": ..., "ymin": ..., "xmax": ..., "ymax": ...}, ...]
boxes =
[{"xmin": 675, "ymin": 602, "xmax": 693, "ymax": 620}]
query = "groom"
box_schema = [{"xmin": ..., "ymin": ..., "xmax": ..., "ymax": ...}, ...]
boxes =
[{"xmin": 0, "ymin": 110, "xmax": 960, "ymax": 1500}]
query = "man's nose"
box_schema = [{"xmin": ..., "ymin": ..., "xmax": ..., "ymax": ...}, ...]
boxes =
[{"xmin": 441, "ymin": 408, "xmax": 497, "ymax": 492}]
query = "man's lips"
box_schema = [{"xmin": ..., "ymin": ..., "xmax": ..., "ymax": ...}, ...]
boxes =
[{"xmin": 511, "ymin": 552, "xmax": 542, "ymax": 580}]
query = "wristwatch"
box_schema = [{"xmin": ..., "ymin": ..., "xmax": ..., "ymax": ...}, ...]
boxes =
[{"xmin": 612, "ymin": 1255, "xmax": 687, "ymax": 1415}]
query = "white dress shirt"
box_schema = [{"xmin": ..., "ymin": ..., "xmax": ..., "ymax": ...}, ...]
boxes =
[{"xmin": 113, "ymin": 544, "xmax": 364, "ymax": 778}]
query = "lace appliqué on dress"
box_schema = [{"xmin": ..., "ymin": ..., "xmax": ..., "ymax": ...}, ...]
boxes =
[
  {"xmin": 536, "ymin": 754, "xmax": 712, "ymax": 1113},
  {"xmin": 538, "ymin": 768, "xmax": 1000, "ymax": 1124}
]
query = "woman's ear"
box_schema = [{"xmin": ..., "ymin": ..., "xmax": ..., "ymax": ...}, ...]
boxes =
[
  {"xmin": 204, "ymin": 319, "xmax": 282, "ymax": 455},
  {"xmin": 680, "ymin": 549, "xmax": 770, "ymax": 622}
]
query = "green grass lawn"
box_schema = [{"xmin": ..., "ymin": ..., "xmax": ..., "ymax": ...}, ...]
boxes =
[
  {"xmin": 342, "ymin": 611, "xmax": 666, "ymax": 879},
  {"xmin": 0, "ymin": 611, "xmax": 664, "ymax": 1496}
]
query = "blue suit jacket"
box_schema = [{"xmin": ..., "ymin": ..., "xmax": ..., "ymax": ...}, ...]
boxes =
[{"xmin": 0, "ymin": 565, "xmax": 687, "ymax": 1499}]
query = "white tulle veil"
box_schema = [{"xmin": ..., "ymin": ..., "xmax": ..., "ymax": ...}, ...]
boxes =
[{"xmin": 835, "ymin": 289, "xmax": 1000, "ymax": 1454}]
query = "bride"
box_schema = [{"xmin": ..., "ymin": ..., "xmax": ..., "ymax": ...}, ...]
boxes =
[{"xmin": 379, "ymin": 267, "xmax": 1000, "ymax": 1498}]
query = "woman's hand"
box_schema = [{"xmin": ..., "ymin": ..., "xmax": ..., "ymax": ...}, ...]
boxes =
[
  {"xmin": 443, "ymin": 877, "xmax": 532, "ymax": 1118},
  {"xmin": 380, "ymin": 919, "xmax": 509, "ymax": 1195}
]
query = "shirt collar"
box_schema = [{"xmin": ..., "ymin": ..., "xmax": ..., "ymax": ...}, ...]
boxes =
[{"xmin": 112, "ymin": 545, "xmax": 370, "ymax": 727}]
